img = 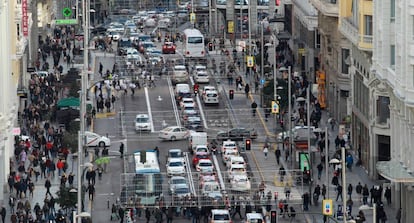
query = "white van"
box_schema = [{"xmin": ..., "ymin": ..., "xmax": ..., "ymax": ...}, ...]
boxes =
[
  {"xmin": 203, "ymin": 90, "xmax": 219, "ymax": 105},
  {"xmin": 172, "ymin": 65, "xmax": 189, "ymax": 84},
  {"xmin": 175, "ymin": 84, "xmax": 191, "ymax": 102},
  {"xmin": 188, "ymin": 131, "xmax": 208, "ymax": 153}
]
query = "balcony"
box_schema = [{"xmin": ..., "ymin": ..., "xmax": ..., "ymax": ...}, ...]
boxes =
[
  {"xmin": 339, "ymin": 18, "xmax": 372, "ymax": 51},
  {"xmin": 309, "ymin": 0, "xmax": 338, "ymax": 17}
]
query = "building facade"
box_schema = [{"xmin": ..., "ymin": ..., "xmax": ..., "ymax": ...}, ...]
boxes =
[
  {"xmin": 309, "ymin": 0, "xmax": 352, "ymax": 123},
  {"xmin": 373, "ymin": 0, "xmax": 414, "ymax": 221}
]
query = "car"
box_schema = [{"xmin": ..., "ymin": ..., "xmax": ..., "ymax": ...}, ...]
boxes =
[
  {"xmin": 228, "ymin": 164, "xmax": 246, "ymax": 179},
  {"xmin": 216, "ymin": 128, "xmax": 258, "ymax": 141},
  {"xmin": 192, "ymin": 65, "xmax": 207, "ymax": 75},
  {"xmin": 202, "ymin": 90, "xmax": 219, "ymax": 105},
  {"xmin": 182, "ymin": 105, "xmax": 198, "ymax": 120},
  {"xmin": 196, "ymin": 159, "xmax": 214, "ymax": 172},
  {"xmin": 222, "ymin": 149, "xmax": 239, "ymax": 163},
  {"xmin": 230, "ymin": 174, "xmax": 251, "ymax": 191},
  {"xmin": 211, "ymin": 209, "xmax": 231, "ymax": 223},
  {"xmin": 162, "ymin": 42, "xmax": 176, "ymax": 54},
  {"xmin": 127, "ymin": 48, "xmax": 140, "ymax": 60},
  {"xmin": 180, "ymin": 98, "xmax": 196, "ymax": 109},
  {"xmin": 192, "ymin": 151, "xmax": 210, "ymax": 167},
  {"xmin": 172, "ymin": 184, "xmax": 191, "ymax": 198},
  {"xmin": 226, "ymin": 155, "xmax": 246, "ymax": 167},
  {"xmin": 184, "ymin": 115, "xmax": 202, "ymax": 130},
  {"xmin": 221, "ymin": 140, "xmax": 238, "ymax": 153},
  {"xmin": 168, "ymin": 176, "xmax": 188, "ymax": 194},
  {"xmin": 159, "ymin": 126, "xmax": 190, "ymax": 141},
  {"xmin": 166, "ymin": 158, "xmax": 186, "ymax": 176},
  {"xmin": 135, "ymin": 114, "xmax": 151, "ymax": 131},
  {"xmin": 194, "ymin": 71, "xmax": 210, "ymax": 84},
  {"xmin": 138, "ymin": 41, "xmax": 155, "ymax": 53},
  {"xmin": 85, "ymin": 131, "xmax": 111, "ymax": 147},
  {"xmin": 193, "ymin": 145, "xmax": 209, "ymax": 154},
  {"xmin": 202, "ymin": 181, "xmax": 222, "ymax": 199}
]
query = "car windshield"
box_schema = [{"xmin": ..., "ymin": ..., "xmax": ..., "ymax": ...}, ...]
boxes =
[
  {"xmin": 213, "ymin": 215, "xmax": 230, "ymax": 221},
  {"xmin": 169, "ymin": 151, "xmax": 181, "ymax": 158},
  {"xmin": 172, "ymin": 178, "xmax": 186, "ymax": 184},
  {"xmin": 199, "ymin": 162, "xmax": 212, "ymax": 167},
  {"xmin": 169, "ymin": 161, "xmax": 183, "ymax": 167},
  {"xmin": 197, "ymin": 154, "xmax": 209, "ymax": 159},
  {"xmin": 136, "ymin": 117, "xmax": 148, "ymax": 123},
  {"xmin": 175, "ymin": 187, "xmax": 189, "ymax": 194}
]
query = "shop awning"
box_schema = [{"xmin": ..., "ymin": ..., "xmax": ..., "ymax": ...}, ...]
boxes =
[{"xmin": 376, "ymin": 160, "xmax": 414, "ymax": 183}]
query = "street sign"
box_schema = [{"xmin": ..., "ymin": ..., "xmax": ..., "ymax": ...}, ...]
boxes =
[
  {"xmin": 271, "ymin": 101, "xmax": 279, "ymax": 114},
  {"xmin": 62, "ymin": 7, "xmax": 72, "ymax": 17},
  {"xmin": 246, "ymin": 56, "xmax": 254, "ymax": 67},
  {"xmin": 55, "ymin": 19, "xmax": 78, "ymax": 25},
  {"xmin": 227, "ymin": 20, "xmax": 234, "ymax": 34},
  {"xmin": 322, "ymin": 199, "xmax": 333, "ymax": 216},
  {"xmin": 190, "ymin": 13, "xmax": 196, "ymax": 24}
]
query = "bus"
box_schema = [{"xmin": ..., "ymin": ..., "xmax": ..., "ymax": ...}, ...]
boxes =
[
  {"xmin": 182, "ymin": 28, "xmax": 205, "ymax": 59},
  {"xmin": 133, "ymin": 150, "xmax": 162, "ymax": 206}
]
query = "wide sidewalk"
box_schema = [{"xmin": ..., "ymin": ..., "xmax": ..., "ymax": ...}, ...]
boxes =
[{"xmin": 219, "ymin": 39, "xmax": 399, "ymax": 222}]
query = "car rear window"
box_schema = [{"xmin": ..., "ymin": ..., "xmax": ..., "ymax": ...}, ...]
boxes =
[{"xmin": 213, "ymin": 214, "xmax": 230, "ymax": 220}]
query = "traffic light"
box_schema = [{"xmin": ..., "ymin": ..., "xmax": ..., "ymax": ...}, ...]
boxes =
[
  {"xmin": 140, "ymin": 151, "xmax": 146, "ymax": 164},
  {"xmin": 208, "ymin": 42, "xmax": 213, "ymax": 51},
  {"xmin": 229, "ymin": 90, "xmax": 234, "ymax": 100},
  {"xmin": 245, "ymin": 139, "xmax": 251, "ymax": 150},
  {"xmin": 270, "ymin": 210, "xmax": 277, "ymax": 223}
]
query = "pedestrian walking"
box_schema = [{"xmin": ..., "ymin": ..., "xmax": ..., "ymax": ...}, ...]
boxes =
[
  {"xmin": 317, "ymin": 163, "xmax": 323, "ymax": 180},
  {"xmin": 145, "ymin": 208, "xmax": 151, "ymax": 223},
  {"xmin": 119, "ymin": 143, "xmax": 124, "ymax": 158},
  {"xmin": 263, "ymin": 146, "xmax": 269, "ymax": 159},
  {"xmin": 275, "ymin": 148, "xmax": 281, "ymax": 165},
  {"xmin": 68, "ymin": 172, "xmax": 74, "ymax": 187},
  {"xmin": 0, "ymin": 205, "xmax": 6, "ymax": 223},
  {"xmin": 396, "ymin": 208, "xmax": 401, "ymax": 223},
  {"xmin": 279, "ymin": 166, "xmax": 286, "ymax": 182},
  {"xmin": 251, "ymin": 101, "xmax": 257, "ymax": 116},
  {"xmin": 45, "ymin": 178, "xmax": 52, "ymax": 197},
  {"xmin": 322, "ymin": 184, "xmax": 327, "ymax": 199},
  {"xmin": 302, "ymin": 192, "xmax": 310, "ymax": 211},
  {"xmin": 284, "ymin": 184, "xmax": 291, "ymax": 200},
  {"xmin": 356, "ymin": 182, "xmax": 363, "ymax": 202},
  {"xmin": 362, "ymin": 184, "xmax": 369, "ymax": 205},
  {"xmin": 244, "ymin": 83, "xmax": 250, "ymax": 98},
  {"xmin": 8, "ymin": 196, "xmax": 15, "ymax": 214},
  {"xmin": 288, "ymin": 206, "xmax": 296, "ymax": 222},
  {"xmin": 97, "ymin": 166, "xmax": 103, "ymax": 180},
  {"xmin": 167, "ymin": 206, "xmax": 174, "ymax": 223},
  {"xmin": 87, "ymin": 183, "xmax": 95, "ymax": 201},
  {"xmin": 384, "ymin": 186, "xmax": 391, "ymax": 205},
  {"xmin": 119, "ymin": 207, "xmax": 125, "ymax": 223},
  {"xmin": 336, "ymin": 184, "xmax": 343, "ymax": 201},
  {"xmin": 347, "ymin": 183, "xmax": 353, "ymax": 199}
]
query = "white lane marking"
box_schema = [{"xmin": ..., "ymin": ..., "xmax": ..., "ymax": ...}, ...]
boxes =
[
  {"xmin": 212, "ymin": 154, "xmax": 226, "ymax": 191},
  {"xmin": 190, "ymin": 77, "xmax": 208, "ymax": 129},
  {"xmin": 144, "ymin": 87, "xmax": 155, "ymax": 132},
  {"xmin": 167, "ymin": 76, "xmax": 181, "ymax": 126}
]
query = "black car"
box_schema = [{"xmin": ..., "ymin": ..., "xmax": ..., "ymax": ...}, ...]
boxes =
[{"xmin": 216, "ymin": 128, "xmax": 258, "ymax": 141}]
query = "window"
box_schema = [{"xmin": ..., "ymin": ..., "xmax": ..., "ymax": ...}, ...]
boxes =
[
  {"xmin": 376, "ymin": 96, "xmax": 390, "ymax": 124},
  {"xmin": 341, "ymin": 48, "xmax": 350, "ymax": 74},
  {"xmin": 364, "ymin": 15, "xmax": 373, "ymax": 36},
  {"xmin": 390, "ymin": 45, "xmax": 395, "ymax": 68},
  {"xmin": 351, "ymin": 0, "xmax": 359, "ymax": 26},
  {"xmin": 391, "ymin": 0, "xmax": 395, "ymax": 22}
]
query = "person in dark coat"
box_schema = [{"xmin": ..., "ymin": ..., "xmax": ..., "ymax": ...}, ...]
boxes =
[
  {"xmin": 145, "ymin": 208, "xmax": 151, "ymax": 223},
  {"xmin": 167, "ymin": 207, "xmax": 174, "ymax": 223},
  {"xmin": 275, "ymin": 148, "xmax": 281, "ymax": 165},
  {"xmin": 0, "ymin": 205, "xmax": 6, "ymax": 223},
  {"xmin": 302, "ymin": 192, "xmax": 310, "ymax": 211},
  {"xmin": 384, "ymin": 187, "xmax": 391, "ymax": 205},
  {"xmin": 118, "ymin": 207, "xmax": 125, "ymax": 223}
]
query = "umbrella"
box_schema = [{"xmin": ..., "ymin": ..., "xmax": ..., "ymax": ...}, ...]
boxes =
[
  {"xmin": 296, "ymin": 97, "xmax": 306, "ymax": 102},
  {"xmin": 95, "ymin": 157, "xmax": 110, "ymax": 165},
  {"xmin": 329, "ymin": 158, "xmax": 341, "ymax": 164}
]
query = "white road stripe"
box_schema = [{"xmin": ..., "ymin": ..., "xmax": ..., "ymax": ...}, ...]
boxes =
[
  {"xmin": 144, "ymin": 87, "xmax": 155, "ymax": 132},
  {"xmin": 190, "ymin": 76, "xmax": 209, "ymax": 129}
]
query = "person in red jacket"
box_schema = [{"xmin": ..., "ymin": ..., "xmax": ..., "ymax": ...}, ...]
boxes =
[{"xmin": 56, "ymin": 159, "xmax": 64, "ymax": 176}]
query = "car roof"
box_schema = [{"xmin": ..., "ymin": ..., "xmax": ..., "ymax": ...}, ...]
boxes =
[
  {"xmin": 230, "ymin": 164, "xmax": 245, "ymax": 169},
  {"xmin": 198, "ymin": 159, "xmax": 212, "ymax": 163},
  {"xmin": 211, "ymin": 209, "xmax": 229, "ymax": 214},
  {"xmin": 168, "ymin": 158, "xmax": 184, "ymax": 162},
  {"xmin": 169, "ymin": 148, "xmax": 182, "ymax": 152},
  {"xmin": 246, "ymin": 213, "xmax": 263, "ymax": 219},
  {"xmin": 230, "ymin": 156, "xmax": 245, "ymax": 161},
  {"xmin": 136, "ymin": 114, "xmax": 149, "ymax": 118}
]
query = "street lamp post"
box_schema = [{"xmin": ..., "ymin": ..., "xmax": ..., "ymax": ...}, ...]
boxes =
[
  {"xmin": 260, "ymin": 24, "xmax": 264, "ymax": 106},
  {"xmin": 341, "ymin": 146, "xmax": 347, "ymax": 223}
]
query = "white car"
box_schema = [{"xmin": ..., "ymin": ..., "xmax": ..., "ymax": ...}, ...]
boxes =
[
  {"xmin": 166, "ymin": 158, "xmax": 186, "ymax": 176},
  {"xmin": 230, "ymin": 174, "xmax": 251, "ymax": 191},
  {"xmin": 85, "ymin": 131, "xmax": 111, "ymax": 147},
  {"xmin": 194, "ymin": 71, "xmax": 210, "ymax": 84},
  {"xmin": 159, "ymin": 126, "xmax": 190, "ymax": 141},
  {"xmin": 222, "ymin": 149, "xmax": 239, "ymax": 163},
  {"xmin": 135, "ymin": 114, "xmax": 151, "ymax": 131},
  {"xmin": 202, "ymin": 181, "xmax": 222, "ymax": 199},
  {"xmin": 193, "ymin": 145, "xmax": 209, "ymax": 154},
  {"xmin": 127, "ymin": 48, "xmax": 140, "ymax": 60},
  {"xmin": 169, "ymin": 176, "xmax": 187, "ymax": 194},
  {"xmin": 180, "ymin": 98, "xmax": 196, "ymax": 109},
  {"xmin": 196, "ymin": 159, "xmax": 214, "ymax": 172},
  {"xmin": 192, "ymin": 65, "xmax": 207, "ymax": 75},
  {"xmin": 168, "ymin": 149, "xmax": 185, "ymax": 164},
  {"xmin": 228, "ymin": 164, "xmax": 247, "ymax": 179},
  {"xmin": 221, "ymin": 140, "xmax": 238, "ymax": 153}
]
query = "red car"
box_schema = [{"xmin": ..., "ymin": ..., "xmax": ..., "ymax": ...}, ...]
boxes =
[
  {"xmin": 192, "ymin": 152, "xmax": 210, "ymax": 167},
  {"xmin": 162, "ymin": 42, "xmax": 176, "ymax": 54}
]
